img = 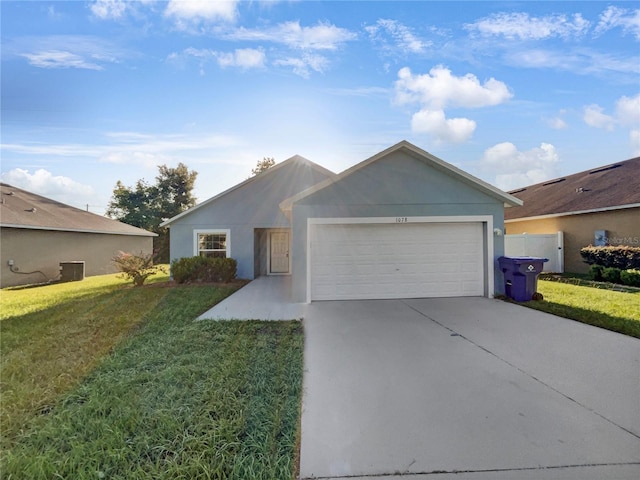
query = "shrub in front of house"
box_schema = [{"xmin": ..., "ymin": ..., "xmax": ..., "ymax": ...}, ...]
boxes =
[
  {"xmin": 620, "ymin": 269, "xmax": 640, "ymax": 287},
  {"xmin": 112, "ymin": 251, "xmax": 164, "ymax": 287},
  {"xmin": 171, "ymin": 256, "xmax": 237, "ymax": 283},
  {"xmin": 588, "ymin": 264, "xmax": 604, "ymax": 281},
  {"xmin": 580, "ymin": 245, "xmax": 640, "ymax": 270},
  {"xmin": 601, "ymin": 267, "xmax": 622, "ymax": 284}
]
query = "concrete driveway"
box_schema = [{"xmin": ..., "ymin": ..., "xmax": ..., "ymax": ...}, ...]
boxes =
[{"xmin": 300, "ymin": 297, "xmax": 640, "ymax": 479}]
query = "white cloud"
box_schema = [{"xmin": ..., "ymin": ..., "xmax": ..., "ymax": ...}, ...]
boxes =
[
  {"xmin": 480, "ymin": 142, "xmax": 560, "ymax": 190},
  {"xmin": 583, "ymin": 95, "xmax": 640, "ymax": 154},
  {"xmin": 395, "ymin": 66, "xmax": 512, "ymax": 110},
  {"xmin": 90, "ymin": 0, "xmax": 128, "ymax": 20},
  {"xmin": 1, "ymin": 132, "xmax": 241, "ymax": 168},
  {"xmin": 616, "ymin": 94, "xmax": 640, "ymax": 155},
  {"xmin": 227, "ymin": 21, "xmax": 356, "ymax": 50},
  {"xmin": 365, "ymin": 19, "xmax": 430, "ymax": 54},
  {"xmin": 466, "ymin": 12, "xmax": 590, "ymax": 40},
  {"xmin": 0, "ymin": 168, "xmax": 95, "ymax": 207},
  {"xmin": 583, "ymin": 104, "xmax": 616, "ymax": 131},
  {"xmin": 274, "ymin": 53, "xmax": 329, "ymax": 78},
  {"xmin": 217, "ymin": 48, "xmax": 266, "ymax": 69},
  {"xmin": 164, "ymin": 0, "xmax": 238, "ymax": 25},
  {"xmin": 616, "ymin": 94, "xmax": 640, "ymax": 126},
  {"xmin": 547, "ymin": 116, "xmax": 567, "ymax": 130},
  {"xmin": 630, "ymin": 129, "xmax": 640, "ymax": 156},
  {"xmin": 10, "ymin": 35, "xmax": 125, "ymax": 70},
  {"xmin": 169, "ymin": 47, "xmax": 265, "ymax": 73},
  {"xmin": 594, "ymin": 6, "xmax": 640, "ymax": 40},
  {"xmin": 506, "ymin": 48, "xmax": 640, "ymax": 76},
  {"xmin": 20, "ymin": 50, "xmax": 104, "ymax": 70},
  {"xmin": 411, "ymin": 109, "xmax": 476, "ymax": 144},
  {"xmin": 394, "ymin": 66, "xmax": 512, "ymax": 143}
]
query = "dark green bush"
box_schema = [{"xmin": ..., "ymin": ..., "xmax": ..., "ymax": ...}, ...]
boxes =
[
  {"xmin": 620, "ymin": 269, "xmax": 640, "ymax": 287},
  {"xmin": 171, "ymin": 256, "xmax": 237, "ymax": 284},
  {"xmin": 588, "ymin": 264, "xmax": 604, "ymax": 281},
  {"xmin": 601, "ymin": 267, "xmax": 621, "ymax": 284},
  {"xmin": 580, "ymin": 245, "xmax": 640, "ymax": 270}
]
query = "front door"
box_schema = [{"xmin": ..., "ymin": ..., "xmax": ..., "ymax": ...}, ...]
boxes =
[{"xmin": 269, "ymin": 231, "xmax": 290, "ymax": 274}]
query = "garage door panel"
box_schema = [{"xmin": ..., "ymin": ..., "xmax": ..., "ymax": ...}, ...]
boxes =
[{"xmin": 310, "ymin": 222, "xmax": 485, "ymax": 300}]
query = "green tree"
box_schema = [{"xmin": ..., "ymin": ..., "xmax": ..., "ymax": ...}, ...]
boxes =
[
  {"xmin": 107, "ymin": 163, "xmax": 198, "ymax": 262},
  {"xmin": 155, "ymin": 163, "xmax": 198, "ymax": 221},
  {"xmin": 251, "ymin": 157, "xmax": 276, "ymax": 176}
]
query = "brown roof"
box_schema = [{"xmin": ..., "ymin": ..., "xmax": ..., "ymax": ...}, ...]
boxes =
[
  {"xmin": 0, "ymin": 183, "xmax": 156, "ymax": 236},
  {"xmin": 505, "ymin": 156, "xmax": 640, "ymax": 220}
]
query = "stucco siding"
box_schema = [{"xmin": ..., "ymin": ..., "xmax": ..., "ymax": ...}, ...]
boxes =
[
  {"xmin": 289, "ymin": 150, "xmax": 507, "ymax": 302},
  {"xmin": 1, "ymin": 228, "xmax": 153, "ymax": 288},
  {"xmin": 167, "ymin": 159, "xmax": 332, "ymax": 279},
  {"xmin": 296, "ymin": 151, "xmax": 501, "ymax": 208},
  {"xmin": 506, "ymin": 208, "xmax": 640, "ymax": 273}
]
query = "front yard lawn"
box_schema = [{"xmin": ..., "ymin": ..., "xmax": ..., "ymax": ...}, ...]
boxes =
[
  {"xmin": 522, "ymin": 279, "xmax": 640, "ymax": 338},
  {"xmin": 1, "ymin": 275, "xmax": 303, "ymax": 479}
]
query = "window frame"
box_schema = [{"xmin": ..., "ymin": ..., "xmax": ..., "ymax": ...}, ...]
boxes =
[{"xmin": 193, "ymin": 229, "xmax": 231, "ymax": 258}]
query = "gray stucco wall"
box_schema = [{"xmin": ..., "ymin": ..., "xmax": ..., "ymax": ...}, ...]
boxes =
[
  {"xmin": 290, "ymin": 150, "xmax": 507, "ymax": 302},
  {"xmin": 167, "ymin": 158, "xmax": 332, "ymax": 279},
  {"xmin": 0, "ymin": 228, "xmax": 153, "ymax": 288}
]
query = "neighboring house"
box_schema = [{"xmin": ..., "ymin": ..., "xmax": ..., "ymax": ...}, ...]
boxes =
[
  {"xmin": 162, "ymin": 141, "xmax": 522, "ymax": 303},
  {"xmin": 505, "ymin": 156, "xmax": 640, "ymax": 274},
  {"xmin": 0, "ymin": 183, "xmax": 156, "ymax": 288}
]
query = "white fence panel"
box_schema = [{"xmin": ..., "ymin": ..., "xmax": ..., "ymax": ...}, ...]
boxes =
[{"xmin": 504, "ymin": 232, "xmax": 564, "ymax": 273}]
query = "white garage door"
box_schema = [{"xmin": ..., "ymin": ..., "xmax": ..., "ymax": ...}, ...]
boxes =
[{"xmin": 310, "ymin": 222, "xmax": 485, "ymax": 300}]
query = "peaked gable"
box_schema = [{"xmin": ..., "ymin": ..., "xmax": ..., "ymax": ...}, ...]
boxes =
[
  {"xmin": 161, "ymin": 155, "xmax": 335, "ymax": 227},
  {"xmin": 280, "ymin": 140, "xmax": 522, "ymax": 211},
  {"xmin": 505, "ymin": 156, "xmax": 640, "ymax": 220}
]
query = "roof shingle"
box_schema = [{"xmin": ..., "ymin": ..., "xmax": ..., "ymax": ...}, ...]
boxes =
[
  {"xmin": 0, "ymin": 183, "xmax": 155, "ymax": 236},
  {"xmin": 505, "ymin": 156, "xmax": 640, "ymax": 220}
]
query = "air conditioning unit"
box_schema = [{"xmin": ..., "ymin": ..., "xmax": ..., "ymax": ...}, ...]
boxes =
[{"xmin": 59, "ymin": 261, "xmax": 85, "ymax": 282}]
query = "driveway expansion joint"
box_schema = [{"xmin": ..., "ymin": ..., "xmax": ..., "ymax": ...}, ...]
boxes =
[{"xmin": 400, "ymin": 300, "xmax": 640, "ymax": 441}]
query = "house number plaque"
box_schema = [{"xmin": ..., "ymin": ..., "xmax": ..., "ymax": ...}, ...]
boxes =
[{"xmin": 395, "ymin": 217, "xmax": 408, "ymax": 223}]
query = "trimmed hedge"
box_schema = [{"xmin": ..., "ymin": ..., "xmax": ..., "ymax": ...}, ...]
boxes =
[
  {"xmin": 620, "ymin": 269, "xmax": 640, "ymax": 287},
  {"xmin": 602, "ymin": 267, "xmax": 621, "ymax": 284},
  {"xmin": 171, "ymin": 256, "xmax": 237, "ymax": 284},
  {"xmin": 580, "ymin": 245, "xmax": 640, "ymax": 270},
  {"xmin": 588, "ymin": 264, "xmax": 604, "ymax": 281},
  {"xmin": 588, "ymin": 265, "xmax": 640, "ymax": 287}
]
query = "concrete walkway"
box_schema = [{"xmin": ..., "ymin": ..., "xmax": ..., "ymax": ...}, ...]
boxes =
[
  {"xmin": 197, "ymin": 275, "xmax": 305, "ymax": 320},
  {"xmin": 300, "ymin": 297, "xmax": 640, "ymax": 479}
]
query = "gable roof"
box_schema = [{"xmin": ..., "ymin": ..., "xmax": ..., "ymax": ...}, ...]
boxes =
[
  {"xmin": 504, "ymin": 156, "xmax": 640, "ymax": 221},
  {"xmin": 160, "ymin": 155, "xmax": 335, "ymax": 227},
  {"xmin": 0, "ymin": 183, "xmax": 156, "ymax": 236},
  {"xmin": 280, "ymin": 140, "xmax": 523, "ymax": 211}
]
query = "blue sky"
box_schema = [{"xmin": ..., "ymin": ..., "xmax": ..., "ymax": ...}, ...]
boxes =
[{"xmin": 2, "ymin": 1, "xmax": 639, "ymax": 215}]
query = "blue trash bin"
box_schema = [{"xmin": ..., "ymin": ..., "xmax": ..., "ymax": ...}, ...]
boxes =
[{"xmin": 498, "ymin": 256, "xmax": 548, "ymax": 302}]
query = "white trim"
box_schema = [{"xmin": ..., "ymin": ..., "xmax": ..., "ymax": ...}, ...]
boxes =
[
  {"xmin": 505, "ymin": 203, "xmax": 640, "ymax": 223},
  {"xmin": 0, "ymin": 223, "xmax": 156, "ymax": 237},
  {"xmin": 193, "ymin": 229, "xmax": 231, "ymax": 257},
  {"xmin": 267, "ymin": 229, "xmax": 291, "ymax": 275},
  {"xmin": 306, "ymin": 215, "xmax": 494, "ymax": 303},
  {"xmin": 160, "ymin": 156, "xmax": 335, "ymax": 227},
  {"xmin": 281, "ymin": 141, "xmax": 522, "ymax": 212}
]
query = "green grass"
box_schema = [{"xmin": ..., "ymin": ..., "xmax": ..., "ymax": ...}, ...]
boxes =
[
  {"xmin": 1, "ymin": 274, "xmax": 304, "ymax": 479},
  {"xmin": 0, "ymin": 269, "xmax": 171, "ymax": 440},
  {"xmin": 522, "ymin": 279, "xmax": 640, "ymax": 338}
]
